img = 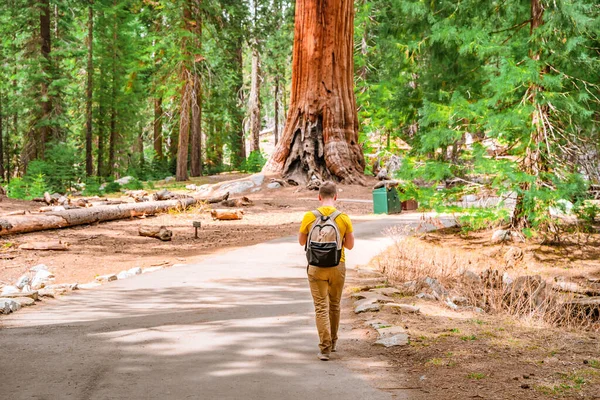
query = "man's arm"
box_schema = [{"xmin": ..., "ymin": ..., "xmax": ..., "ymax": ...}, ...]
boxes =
[
  {"xmin": 344, "ymin": 232, "xmax": 355, "ymax": 250},
  {"xmin": 298, "ymin": 232, "xmax": 308, "ymax": 246}
]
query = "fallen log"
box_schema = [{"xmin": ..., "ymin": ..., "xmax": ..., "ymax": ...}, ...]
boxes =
[
  {"xmin": 139, "ymin": 225, "xmax": 173, "ymax": 241},
  {"xmin": 19, "ymin": 241, "xmax": 69, "ymax": 251},
  {"xmin": 0, "ymin": 197, "xmax": 199, "ymax": 236},
  {"xmin": 2, "ymin": 210, "xmax": 27, "ymax": 216},
  {"xmin": 44, "ymin": 192, "xmax": 53, "ymax": 205},
  {"xmin": 210, "ymin": 209, "xmax": 243, "ymax": 221}
]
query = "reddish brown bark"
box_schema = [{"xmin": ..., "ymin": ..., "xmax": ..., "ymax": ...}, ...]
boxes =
[
  {"xmin": 249, "ymin": 46, "xmax": 261, "ymax": 154},
  {"xmin": 153, "ymin": 97, "xmax": 163, "ymax": 160},
  {"xmin": 264, "ymin": 0, "xmax": 365, "ymax": 184}
]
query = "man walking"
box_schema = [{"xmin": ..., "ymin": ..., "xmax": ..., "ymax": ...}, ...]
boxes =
[{"xmin": 299, "ymin": 181, "xmax": 354, "ymax": 361}]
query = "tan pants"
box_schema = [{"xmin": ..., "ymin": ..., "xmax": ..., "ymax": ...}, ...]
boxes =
[{"xmin": 307, "ymin": 263, "xmax": 346, "ymax": 354}]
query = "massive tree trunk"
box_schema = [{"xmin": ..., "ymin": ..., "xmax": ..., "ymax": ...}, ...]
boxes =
[
  {"xmin": 97, "ymin": 61, "xmax": 106, "ymax": 176},
  {"xmin": 512, "ymin": 0, "xmax": 548, "ymax": 228},
  {"xmin": 264, "ymin": 0, "xmax": 365, "ymax": 184},
  {"xmin": 85, "ymin": 3, "xmax": 94, "ymax": 176},
  {"xmin": 249, "ymin": 46, "xmax": 261, "ymax": 154}
]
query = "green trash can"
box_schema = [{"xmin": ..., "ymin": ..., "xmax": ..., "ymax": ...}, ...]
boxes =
[{"xmin": 373, "ymin": 187, "xmax": 402, "ymax": 214}]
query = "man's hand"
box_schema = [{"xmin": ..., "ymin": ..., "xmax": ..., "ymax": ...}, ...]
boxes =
[
  {"xmin": 344, "ymin": 232, "xmax": 355, "ymax": 250},
  {"xmin": 298, "ymin": 232, "xmax": 308, "ymax": 246}
]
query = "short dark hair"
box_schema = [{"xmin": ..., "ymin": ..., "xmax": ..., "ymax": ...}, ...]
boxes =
[{"xmin": 319, "ymin": 181, "xmax": 337, "ymax": 199}]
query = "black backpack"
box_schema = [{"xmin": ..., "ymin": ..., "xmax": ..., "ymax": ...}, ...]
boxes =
[{"xmin": 305, "ymin": 209, "xmax": 343, "ymax": 267}]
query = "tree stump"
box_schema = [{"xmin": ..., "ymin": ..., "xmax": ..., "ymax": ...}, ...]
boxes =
[{"xmin": 139, "ymin": 225, "xmax": 173, "ymax": 241}]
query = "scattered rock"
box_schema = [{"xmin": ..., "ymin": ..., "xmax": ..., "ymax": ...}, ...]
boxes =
[
  {"xmin": 115, "ymin": 176, "xmax": 134, "ymax": 185},
  {"xmin": 117, "ymin": 267, "xmax": 143, "ymax": 280},
  {"xmin": 267, "ymin": 182, "xmax": 281, "ymax": 189},
  {"xmin": 15, "ymin": 275, "xmax": 30, "ymax": 289},
  {"xmin": 416, "ymin": 293, "xmax": 436, "ymax": 301},
  {"xmin": 451, "ymin": 296, "xmax": 469, "ymax": 306},
  {"xmin": 38, "ymin": 288, "xmax": 57, "ymax": 298},
  {"xmin": 355, "ymin": 303, "xmax": 382, "ymax": 314},
  {"xmin": 79, "ymin": 282, "xmax": 102, "ymax": 290},
  {"xmin": 1, "ymin": 290, "xmax": 38, "ymax": 301},
  {"xmin": 142, "ymin": 266, "xmax": 164, "ymax": 274},
  {"xmin": 445, "ymin": 300, "xmax": 459, "ymax": 310},
  {"xmin": 503, "ymin": 272, "xmax": 514, "ymax": 286},
  {"xmin": 47, "ymin": 283, "xmax": 79, "ymax": 291},
  {"xmin": 384, "ymin": 303, "xmax": 420, "ymax": 314},
  {"xmin": 249, "ymin": 174, "xmax": 265, "ymax": 186},
  {"xmin": 520, "ymin": 384, "xmax": 530, "ymax": 389},
  {"xmin": 554, "ymin": 281, "xmax": 583, "ymax": 293},
  {"xmin": 549, "ymin": 199, "xmax": 574, "ymax": 217},
  {"xmin": 217, "ymin": 180, "xmax": 255, "ymax": 195},
  {"xmin": 31, "ymin": 269, "xmax": 55, "ymax": 289},
  {"xmin": 30, "ymin": 264, "xmax": 49, "ymax": 272},
  {"xmin": 95, "ymin": 274, "xmax": 117, "ymax": 282},
  {"xmin": 1, "ymin": 285, "xmax": 21, "ymax": 296},
  {"xmin": 491, "ymin": 229, "xmax": 511, "ymax": 243},
  {"xmin": 375, "ymin": 334, "xmax": 409, "ymax": 347},
  {"xmin": 164, "ymin": 176, "xmax": 175, "ymax": 183},
  {"xmin": 185, "ymin": 184, "xmax": 197, "ymax": 190},
  {"xmin": 369, "ymin": 287, "xmax": 403, "ymax": 297},
  {"xmin": 462, "ymin": 195, "xmax": 478, "ymax": 202},
  {"xmin": 0, "ymin": 298, "xmax": 21, "ymax": 314},
  {"xmin": 422, "ymin": 277, "xmax": 448, "ymax": 300},
  {"xmin": 504, "ymin": 246, "xmax": 524, "ymax": 267},
  {"xmin": 365, "ymin": 319, "xmax": 390, "ymax": 329},
  {"xmin": 13, "ymin": 297, "xmax": 35, "ymax": 307}
]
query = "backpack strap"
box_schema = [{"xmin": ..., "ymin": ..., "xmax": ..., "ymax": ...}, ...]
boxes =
[
  {"xmin": 311, "ymin": 209, "xmax": 323, "ymax": 219},
  {"xmin": 328, "ymin": 210, "xmax": 343, "ymax": 250}
]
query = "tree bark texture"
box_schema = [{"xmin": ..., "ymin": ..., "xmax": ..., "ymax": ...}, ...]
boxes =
[
  {"xmin": 108, "ymin": 3, "xmax": 118, "ymax": 176},
  {"xmin": 229, "ymin": 45, "xmax": 246, "ymax": 168},
  {"xmin": 512, "ymin": 0, "xmax": 547, "ymax": 228},
  {"xmin": 264, "ymin": 0, "xmax": 365, "ymax": 184},
  {"xmin": 274, "ymin": 77, "xmax": 279, "ymax": 146},
  {"xmin": 176, "ymin": 3, "xmax": 194, "ymax": 181},
  {"xmin": 190, "ymin": 1, "xmax": 203, "ymax": 177},
  {"xmin": 85, "ymin": 4, "xmax": 94, "ymax": 176},
  {"xmin": 0, "ymin": 90, "xmax": 4, "ymax": 180},
  {"xmin": 249, "ymin": 46, "xmax": 261, "ymax": 154},
  {"xmin": 153, "ymin": 97, "xmax": 163, "ymax": 160},
  {"xmin": 139, "ymin": 225, "xmax": 172, "ymax": 241},
  {"xmin": 39, "ymin": 0, "xmax": 53, "ymax": 158}
]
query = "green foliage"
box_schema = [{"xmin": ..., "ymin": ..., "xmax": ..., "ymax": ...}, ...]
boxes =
[
  {"xmin": 6, "ymin": 174, "xmax": 47, "ymax": 200},
  {"xmin": 241, "ymin": 150, "xmax": 267, "ymax": 173},
  {"xmin": 356, "ymin": 0, "xmax": 600, "ymax": 232},
  {"xmin": 103, "ymin": 181, "xmax": 121, "ymax": 194}
]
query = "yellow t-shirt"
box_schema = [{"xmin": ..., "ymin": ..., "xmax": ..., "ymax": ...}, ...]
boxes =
[{"xmin": 300, "ymin": 206, "xmax": 353, "ymax": 263}]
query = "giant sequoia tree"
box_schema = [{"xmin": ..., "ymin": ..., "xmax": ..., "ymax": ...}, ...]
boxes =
[{"xmin": 264, "ymin": 0, "xmax": 365, "ymax": 184}]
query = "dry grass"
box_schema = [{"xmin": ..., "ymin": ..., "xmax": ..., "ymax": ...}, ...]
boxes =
[{"xmin": 374, "ymin": 235, "xmax": 600, "ymax": 331}]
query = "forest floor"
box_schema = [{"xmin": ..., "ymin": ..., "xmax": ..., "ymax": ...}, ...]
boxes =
[
  {"xmin": 343, "ymin": 227, "xmax": 600, "ymax": 400},
  {"xmin": 1, "ymin": 173, "xmax": 599, "ymax": 399},
  {"xmin": 0, "ymin": 173, "xmax": 375, "ymax": 286}
]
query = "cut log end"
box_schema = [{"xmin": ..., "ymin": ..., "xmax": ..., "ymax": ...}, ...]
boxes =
[
  {"xmin": 210, "ymin": 209, "xmax": 244, "ymax": 221},
  {"xmin": 139, "ymin": 225, "xmax": 173, "ymax": 241}
]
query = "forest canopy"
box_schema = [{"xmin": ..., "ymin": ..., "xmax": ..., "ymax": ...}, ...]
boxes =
[{"xmin": 0, "ymin": 0, "xmax": 598, "ymax": 230}]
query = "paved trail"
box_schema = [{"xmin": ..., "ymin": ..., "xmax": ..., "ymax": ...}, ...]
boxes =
[{"xmin": 0, "ymin": 214, "xmax": 425, "ymax": 400}]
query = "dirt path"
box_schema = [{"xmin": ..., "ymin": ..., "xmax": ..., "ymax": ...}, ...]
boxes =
[{"xmin": 0, "ymin": 214, "xmax": 424, "ymax": 400}]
